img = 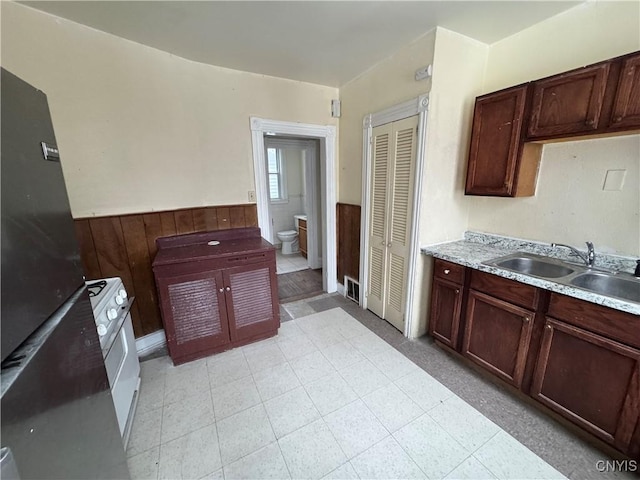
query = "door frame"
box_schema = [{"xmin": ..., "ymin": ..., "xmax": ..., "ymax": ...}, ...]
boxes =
[
  {"xmin": 251, "ymin": 117, "xmax": 337, "ymax": 293},
  {"xmin": 360, "ymin": 94, "xmax": 429, "ymax": 336}
]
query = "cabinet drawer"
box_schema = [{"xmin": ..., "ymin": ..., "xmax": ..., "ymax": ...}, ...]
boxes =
[
  {"xmin": 224, "ymin": 250, "xmax": 274, "ymax": 266},
  {"xmin": 470, "ymin": 270, "xmax": 538, "ymax": 310},
  {"xmin": 548, "ymin": 293, "xmax": 639, "ymax": 349},
  {"xmin": 433, "ymin": 259, "xmax": 465, "ymax": 284}
]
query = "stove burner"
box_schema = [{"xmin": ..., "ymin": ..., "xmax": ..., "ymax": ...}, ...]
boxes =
[{"xmin": 86, "ymin": 280, "xmax": 107, "ymax": 297}]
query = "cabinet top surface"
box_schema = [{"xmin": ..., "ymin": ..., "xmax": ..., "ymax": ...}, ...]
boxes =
[
  {"xmin": 153, "ymin": 228, "xmax": 274, "ymax": 266},
  {"xmin": 422, "ymin": 233, "xmax": 639, "ymax": 316}
]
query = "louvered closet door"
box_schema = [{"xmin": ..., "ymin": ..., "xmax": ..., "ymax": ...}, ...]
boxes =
[
  {"xmin": 366, "ymin": 116, "xmax": 418, "ymax": 331},
  {"xmin": 225, "ymin": 262, "xmax": 279, "ymax": 342},
  {"xmin": 367, "ymin": 123, "xmax": 393, "ymax": 318},
  {"xmin": 384, "ymin": 116, "xmax": 418, "ymax": 330},
  {"xmin": 158, "ymin": 270, "xmax": 230, "ymax": 360}
]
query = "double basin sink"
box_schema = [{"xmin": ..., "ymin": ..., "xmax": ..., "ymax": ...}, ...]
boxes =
[{"xmin": 485, "ymin": 252, "xmax": 640, "ymax": 304}]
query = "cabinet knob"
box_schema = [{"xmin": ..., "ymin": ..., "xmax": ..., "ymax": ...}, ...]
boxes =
[
  {"xmin": 523, "ymin": 316, "xmax": 530, "ymax": 323},
  {"xmin": 444, "ymin": 269, "xmax": 450, "ymax": 275},
  {"xmin": 546, "ymin": 324, "xmax": 552, "ymax": 330},
  {"xmin": 219, "ymin": 288, "xmax": 224, "ymax": 293},
  {"xmin": 226, "ymin": 286, "xmax": 231, "ymax": 292},
  {"xmin": 585, "ymin": 119, "xmax": 595, "ymax": 126},
  {"xmin": 455, "ymin": 289, "xmax": 460, "ymax": 294},
  {"xmin": 613, "ymin": 116, "xmax": 623, "ymax": 123},
  {"xmin": 387, "ymin": 243, "xmax": 392, "ymax": 247}
]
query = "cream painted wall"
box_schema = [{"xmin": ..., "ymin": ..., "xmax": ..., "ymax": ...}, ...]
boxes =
[
  {"xmin": 483, "ymin": 0, "xmax": 640, "ymax": 93},
  {"xmin": 338, "ymin": 26, "xmax": 487, "ymax": 338},
  {"xmin": 338, "ymin": 29, "xmax": 436, "ymax": 205},
  {"xmin": 468, "ymin": 135, "xmax": 640, "ymax": 255},
  {"xmin": 1, "ymin": 3, "xmax": 337, "ymax": 218},
  {"xmin": 410, "ymin": 28, "xmax": 488, "ymax": 337},
  {"xmin": 470, "ymin": 0, "xmax": 640, "ymax": 257}
]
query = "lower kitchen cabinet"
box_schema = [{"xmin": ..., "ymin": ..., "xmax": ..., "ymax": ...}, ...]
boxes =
[
  {"xmin": 531, "ymin": 318, "xmax": 640, "ymax": 452},
  {"xmin": 427, "ymin": 259, "xmax": 640, "ymax": 458},
  {"xmin": 429, "ymin": 278, "xmax": 463, "ymax": 349},
  {"xmin": 462, "ymin": 290, "xmax": 534, "ymax": 388},
  {"xmin": 153, "ymin": 227, "xmax": 279, "ymax": 365},
  {"xmin": 429, "ymin": 259, "xmax": 465, "ymax": 349}
]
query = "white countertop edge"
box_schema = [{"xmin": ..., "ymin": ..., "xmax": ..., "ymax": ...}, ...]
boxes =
[{"xmin": 420, "ymin": 241, "xmax": 640, "ymax": 316}]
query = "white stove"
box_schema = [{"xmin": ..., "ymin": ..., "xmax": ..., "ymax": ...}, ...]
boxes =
[
  {"xmin": 87, "ymin": 278, "xmax": 129, "ymax": 351},
  {"xmin": 86, "ymin": 277, "xmax": 140, "ymax": 447}
]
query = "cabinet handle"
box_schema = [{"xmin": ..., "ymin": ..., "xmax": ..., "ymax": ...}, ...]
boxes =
[
  {"xmin": 226, "ymin": 286, "xmax": 231, "ymax": 292},
  {"xmin": 444, "ymin": 269, "xmax": 450, "ymax": 275}
]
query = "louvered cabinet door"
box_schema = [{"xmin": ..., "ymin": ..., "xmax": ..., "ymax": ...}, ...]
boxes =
[
  {"xmin": 367, "ymin": 123, "xmax": 393, "ymax": 319},
  {"xmin": 224, "ymin": 261, "xmax": 279, "ymax": 342},
  {"xmin": 384, "ymin": 116, "xmax": 418, "ymax": 331},
  {"xmin": 157, "ymin": 270, "xmax": 230, "ymax": 363}
]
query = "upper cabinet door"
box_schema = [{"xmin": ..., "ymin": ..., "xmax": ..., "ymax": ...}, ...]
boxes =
[
  {"xmin": 610, "ymin": 53, "xmax": 640, "ymax": 129},
  {"xmin": 465, "ymin": 85, "xmax": 528, "ymax": 196},
  {"xmin": 527, "ymin": 63, "xmax": 610, "ymax": 138}
]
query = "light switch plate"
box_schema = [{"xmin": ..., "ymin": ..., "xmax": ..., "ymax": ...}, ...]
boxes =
[
  {"xmin": 603, "ymin": 169, "xmax": 626, "ymax": 191},
  {"xmin": 248, "ymin": 190, "xmax": 256, "ymax": 202}
]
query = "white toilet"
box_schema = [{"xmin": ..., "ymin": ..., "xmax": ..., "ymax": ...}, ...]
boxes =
[{"xmin": 277, "ymin": 230, "xmax": 299, "ymax": 254}]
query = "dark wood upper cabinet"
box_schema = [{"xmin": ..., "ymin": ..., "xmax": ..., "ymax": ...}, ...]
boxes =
[
  {"xmin": 466, "ymin": 51, "xmax": 640, "ymax": 197},
  {"xmin": 610, "ymin": 52, "xmax": 640, "ymax": 129},
  {"xmin": 531, "ymin": 318, "xmax": 639, "ymax": 452},
  {"xmin": 465, "ymin": 85, "xmax": 533, "ymax": 197},
  {"xmin": 527, "ymin": 63, "xmax": 610, "ymax": 138}
]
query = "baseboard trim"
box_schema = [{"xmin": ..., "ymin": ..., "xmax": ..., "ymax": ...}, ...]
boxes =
[
  {"xmin": 136, "ymin": 330, "xmax": 167, "ymax": 357},
  {"xmin": 336, "ymin": 281, "xmax": 345, "ymax": 295}
]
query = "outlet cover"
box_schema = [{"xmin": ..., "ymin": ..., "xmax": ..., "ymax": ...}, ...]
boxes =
[
  {"xmin": 603, "ymin": 169, "xmax": 626, "ymax": 191},
  {"xmin": 248, "ymin": 190, "xmax": 256, "ymax": 202}
]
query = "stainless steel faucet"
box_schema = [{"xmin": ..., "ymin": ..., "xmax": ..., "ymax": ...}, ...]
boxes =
[{"xmin": 551, "ymin": 241, "xmax": 596, "ymax": 267}]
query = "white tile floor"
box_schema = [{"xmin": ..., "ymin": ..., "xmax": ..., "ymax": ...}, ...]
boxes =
[
  {"xmin": 127, "ymin": 308, "xmax": 567, "ymax": 480},
  {"xmin": 276, "ymin": 251, "xmax": 309, "ymax": 274}
]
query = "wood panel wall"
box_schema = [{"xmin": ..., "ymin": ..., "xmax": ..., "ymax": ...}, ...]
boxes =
[
  {"xmin": 336, "ymin": 203, "xmax": 361, "ymax": 283},
  {"xmin": 74, "ymin": 204, "xmax": 258, "ymax": 338}
]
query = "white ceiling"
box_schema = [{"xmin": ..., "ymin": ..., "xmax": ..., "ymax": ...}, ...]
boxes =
[{"xmin": 21, "ymin": 1, "xmax": 583, "ymax": 87}]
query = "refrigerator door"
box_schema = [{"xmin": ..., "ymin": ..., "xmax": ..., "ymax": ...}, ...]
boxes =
[
  {"xmin": 1, "ymin": 69, "xmax": 86, "ymax": 361},
  {"xmin": 1, "ymin": 287, "xmax": 130, "ymax": 480}
]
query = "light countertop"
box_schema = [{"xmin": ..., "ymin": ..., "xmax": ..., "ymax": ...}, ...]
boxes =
[{"xmin": 421, "ymin": 232, "xmax": 639, "ymax": 316}]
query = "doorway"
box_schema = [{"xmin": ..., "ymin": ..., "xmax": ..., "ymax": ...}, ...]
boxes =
[
  {"xmin": 263, "ymin": 137, "xmax": 322, "ymax": 276},
  {"xmin": 250, "ymin": 117, "xmax": 337, "ymax": 294}
]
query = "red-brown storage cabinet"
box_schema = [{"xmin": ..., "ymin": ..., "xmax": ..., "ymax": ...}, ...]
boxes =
[{"xmin": 153, "ymin": 227, "xmax": 279, "ymax": 365}]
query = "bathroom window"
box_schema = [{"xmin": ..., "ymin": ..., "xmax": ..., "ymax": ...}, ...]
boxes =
[{"xmin": 267, "ymin": 147, "xmax": 287, "ymax": 202}]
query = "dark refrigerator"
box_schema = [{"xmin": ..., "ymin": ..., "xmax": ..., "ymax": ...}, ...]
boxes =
[{"xmin": 0, "ymin": 69, "xmax": 130, "ymax": 479}]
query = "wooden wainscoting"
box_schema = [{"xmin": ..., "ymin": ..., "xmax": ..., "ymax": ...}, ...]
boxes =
[
  {"xmin": 336, "ymin": 203, "xmax": 361, "ymax": 283},
  {"xmin": 74, "ymin": 204, "xmax": 258, "ymax": 337}
]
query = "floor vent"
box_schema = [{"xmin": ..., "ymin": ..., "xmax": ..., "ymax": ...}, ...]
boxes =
[{"xmin": 344, "ymin": 276, "xmax": 360, "ymax": 304}]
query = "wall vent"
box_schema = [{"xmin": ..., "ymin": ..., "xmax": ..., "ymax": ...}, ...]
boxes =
[{"xmin": 344, "ymin": 276, "xmax": 360, "ymax": 304}]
